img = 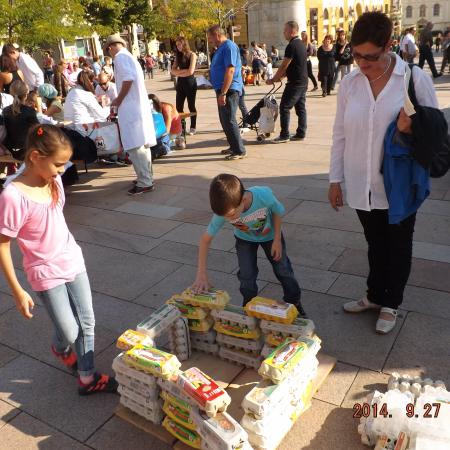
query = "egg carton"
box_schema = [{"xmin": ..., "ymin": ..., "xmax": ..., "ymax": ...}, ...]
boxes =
[
  {"xmin": 157, "ymin": 377, "xmax": 198, "ymax": 409},
  {"xmin": 179, "ymin": 288, "xmax": 230, "ymax": 310},
  {"xmin": 137, "ymin": 304, "xmax": 181, "ymax": 338},
  {"xmin": 190, "ymin": 329, "xmax": 217, "ymax": 345},
  {"xmin": 191, "ymin": 340, "xmax": 220, "ymax": 355},
  {"xmin": 118, "ymin": 384, "xmax": 162, "ymax": 409},
  {"xmin": 259, "ymin": 317, "xmax": 315, "ymax": 338},
  {"xmin": 168, "ymin": 317, "xmax": 191, "ymax": 362},
  {"xmin": 211, "ymin": 304, "xmax": 259, "ymax": 328},
  {"xmin": 214, "ymin": 321, "xmax": 261, "ymax": 340},
  {"xmin": 112, "ymin": 353, "xmax": 158, "ymax": 387},
  {"xmin": 260, "ymin": 343, "xmax": 276, "ymax": 359},
  {"xmin": 218, "ymin": 346, "xmax": 262, "ymax": 370},
  {"xmin": 120, "ymin": 393, "xmax": 164, "ymax": 425},
  {"xmin": 115, "ymin": 372, "xmax": 160, "ymax": 399},
  {"xmin": 388, "ymin": 372, "xmax": 446, "ymax": 397},
  {"xmin": 189, "ymin": 316, "xmax": 215, "ymax": 332},
  {"xmin": 167, "ymin": 296, "xmax": 208, "ymax": 320},
  {"xmin": 216, "ymin": 332, "xmax": 263, "ymax": 354}
]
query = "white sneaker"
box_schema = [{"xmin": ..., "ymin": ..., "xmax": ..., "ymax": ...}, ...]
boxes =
[
  {"xmin": 343, "ymin": 297, "xmax": 381, "ymax": 313},
  {"xmin": 376, "ymin": 308, "xmax": 398, "ymax": 334},
  {"xmin": 188, "ymin": 128, "xmax": 196, "ymax": 135}
]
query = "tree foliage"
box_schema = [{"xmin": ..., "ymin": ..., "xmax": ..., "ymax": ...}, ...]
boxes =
[{"xmin": 82, "ymin": 0, "xmax": 124, "ymax": 36}]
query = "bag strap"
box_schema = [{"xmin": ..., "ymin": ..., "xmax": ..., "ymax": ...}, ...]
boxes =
[
  {"xmin": 407, "ymin": 63, "xmax": 419, "ymax": 108},
  {"xmin": 403, "ymin": 64, "xmax": 417, "ymax": 117}
]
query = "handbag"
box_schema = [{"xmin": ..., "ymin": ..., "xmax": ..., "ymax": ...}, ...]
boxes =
[{"xmin": 86, "ymin": 122, "xmax": 121, "ymax": 156}]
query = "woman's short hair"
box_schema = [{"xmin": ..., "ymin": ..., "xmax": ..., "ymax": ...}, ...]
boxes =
[
  {"xmin": 77, "ymin": 71, "xmax": 94, "ymax": 93},
  {"xmin": 351, "ymin": 12, "xmax": 393, "ymax": 48},
  {"xmin": 324, "ymin": 34, "xmax": 333, "ymax": 41}
]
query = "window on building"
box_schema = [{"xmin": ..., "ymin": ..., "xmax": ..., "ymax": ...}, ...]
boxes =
[
  {"xmin": 419, "ymin": 4, "xmax": 426, "ymax": 16},
  {"xmin": 385, "ymin": 4, "xmax": 389, "ymax": 13},
  {"xmin": 339, "ymin": 7, "xmax": 344, "ymax": 17},
  {"xmin": 433, "ymin": 3, "xmax": 440, "ymax": 15},
  {"xmin": 406, "ymin": 5, "xmax": 413, "ymax": 17},
  {"xmin": 323, "ymin": 8, "xmax": 329, "ymax": 20}
]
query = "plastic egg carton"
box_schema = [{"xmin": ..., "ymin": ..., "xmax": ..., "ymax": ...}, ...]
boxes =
[
  {"xmin": 137, "ymin": 304, "xmax": 181, "ymax": 338},
  {"xmin": 168, "ymin": 317, "xmax": 191, "ymax": 361},
  {"xmin": 157, "ymin": 377, "xmax": 198, "ymax": 409},
  {"xmin": 216, "ymin": 332, "xmax": 264, "ymax": 354},
  {"xmin": 115, "ymin": 372, "xmax": 160, "ymax": 399},
  {"xmin": 260, "ymin": 343, "xmax": 276, "ymax": 359},
  {"xmin": 167, "ymin": 296, "xmax": 208, "ymax": 320},
  {"xmin": 259, "ymin": 317, "xmax": 315, "ymax": 338},
  {"xmin": 179, "ymin": 288, "xmax": 230, "ymax": 310},
  {"xmin": 218, "ymin": 346, "xmax": 262, "ymax": 370},
  {"xmin": 120, "ymin": 394, "xmax": 164, "ymax": 424},
  {"xmin": 189, "ymin": 316, "xmax": 215, "ymax": 332},
  {"xmin": 214, "ymin": 321, "xmax": 261, "ymax": 340},
  {"xmin": 388, "ymin": 372, "xmax": 447, "ymax": 398},
  {"xmin": 211, "ymin": 304, "xmax": 259, "ymax": 328},
  {"xmin": 112, "ymin": 353, "xmax": 158, "ymax": 387},
  {"xmin": 190, "ymin": 329, "xmax": 217, "ymax": 345},
  {"xmin": 118, "ymin": 384, "xmax": 162, "ymax": 409},
  {"xmin": 163, "ymin": 416, "xmax": 202, "ymax": 449},
  {"xmin": 191, "ymin": 340, "xmax": 220, "ymax": 355}
]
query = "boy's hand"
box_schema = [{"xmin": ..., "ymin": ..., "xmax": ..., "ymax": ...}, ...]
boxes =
[
  {"xmin": 192, "ymin": 273, "xmax": 211, "ymax": 294},
  {"xmin": 271, "ymin": 238, "xmax": 282, "ymax": 262},
  {"xmin": 14, "ymin": 290, "xmax": 34, "ymax": 319}
]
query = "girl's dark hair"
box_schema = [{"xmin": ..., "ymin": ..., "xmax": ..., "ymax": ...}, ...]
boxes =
[
  {"xmin": 25, "ymin": 124, "xmax": 73, "ymax": 206},
  {"xmin": 77, "ymin": 71, "xmax": 94, "ymax": 93},
  {"xmin": 209, "ymin": 174, "xmax": 245, "ymax": 216},
  {"xmin": 1, "ymin": 54, "xmax": 18, "ymax": 73},
  {"xmin": 148, "ymin": 93, "xmax": 161, "ymax": 113},
  {"xmin": 175, "ymin": 36, "xmax": 192, "ymax": 68},
  {"xmin": 351, "ymin": 12, "xmax": 393, "ymax": 48}
]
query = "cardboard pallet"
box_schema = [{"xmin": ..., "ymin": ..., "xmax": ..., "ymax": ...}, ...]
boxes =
[{"xmin": 115, "ymin": 351, "xmax": 336, "ymax": 449}]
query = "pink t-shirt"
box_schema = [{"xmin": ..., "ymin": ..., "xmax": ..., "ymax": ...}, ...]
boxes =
[{"xmin": 0, "ymin": 176, "xmax": 85, "ymax": 292}]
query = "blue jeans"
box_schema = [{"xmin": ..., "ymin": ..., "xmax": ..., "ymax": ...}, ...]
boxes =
[
  {"xmin": 235, "ymin": 235, "xmax": 301, "ymax": 306},
  {"xmin": 216, "ymin": 89, "xmax": 246, "ymax": 155},
  {"xmin": 37, "ymin": 272, "xmax": 95, "ymax": 377},
  {"xmin": 279, "ymin": 83, "xmax": 307, "ymax": 139}
]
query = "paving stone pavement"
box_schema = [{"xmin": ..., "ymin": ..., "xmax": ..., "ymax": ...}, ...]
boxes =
[{"xmin": 0, "ymin": 64, "xmax": 449, "ymax": 449}]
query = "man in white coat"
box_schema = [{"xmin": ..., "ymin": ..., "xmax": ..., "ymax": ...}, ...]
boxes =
[
  {"xmin": 105, "ymin": 34, "xmax": 156, "ymax": 195},
  {"xmin": 1, "ymin": 44, "xmax": 44, "ymax": 91}
]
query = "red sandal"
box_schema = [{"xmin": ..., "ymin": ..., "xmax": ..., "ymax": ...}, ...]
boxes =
[{"xmin": 78, "ymin": 372, "xmax": 118, "ymax": 396}]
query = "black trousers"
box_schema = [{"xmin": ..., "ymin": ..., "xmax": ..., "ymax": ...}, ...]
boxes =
[
  {"xmin": 320, "ymin": 76, "xmax": 332, "ymax": 95},
  {"xmin": 356, "ymin": 209, "xmax": 416, "ymax": 309},
  {"xmin": 418, "ymin": 45, "xmax": 439, "ymax": 77},
  {"xmin": 176, "ymin": 76, "xmax": 197, "ymax": 129},
  {"xmin": 307, "ymin": 60, "xmax": 318, "ymax": 88}
]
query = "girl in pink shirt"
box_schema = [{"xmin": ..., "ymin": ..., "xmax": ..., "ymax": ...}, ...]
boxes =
[{"xmin": 0, "ymin": 124, "xmax": 117, "ymax": 396}]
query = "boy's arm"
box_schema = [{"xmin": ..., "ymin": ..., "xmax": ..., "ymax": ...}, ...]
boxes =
[
  {"xmin": 0, "ymin": 235, "xmax": 34, "ymax": 318},
  {"xmin": 271, "ymin": 213, "xmax": 283, "ymax": 261},
  {"xmin": 192, "ymin": 232, "xmax": 213, "ymax": 293}
]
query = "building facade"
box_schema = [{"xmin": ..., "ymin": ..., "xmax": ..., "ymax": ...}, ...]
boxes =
[{"xmin": 402, "ymin": 0, "xmax": 449, "ymax": 32}]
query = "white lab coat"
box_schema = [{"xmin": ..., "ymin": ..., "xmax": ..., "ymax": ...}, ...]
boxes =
[
  {"xmin": 113, "ymin": 48, "xmax": 156, "ymax": 151},
  {"xmin": 17, "ymin": 53, "xmax": 44, "ymax": 90}
]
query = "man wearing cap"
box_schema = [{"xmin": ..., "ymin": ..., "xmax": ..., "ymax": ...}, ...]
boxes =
[{"xmin": 104, "ymin": 34, "xmax": 156, "ymax": 195}]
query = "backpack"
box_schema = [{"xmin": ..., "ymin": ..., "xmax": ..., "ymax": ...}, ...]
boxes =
[{"xmin": 408, "ymin": 64, "xmax": 450, "ymax": 178}]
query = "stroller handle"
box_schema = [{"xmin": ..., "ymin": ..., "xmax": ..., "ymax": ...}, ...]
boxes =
[{"xmin": 265, "ymin": 81, "xmax": 283, "ymax": 97}]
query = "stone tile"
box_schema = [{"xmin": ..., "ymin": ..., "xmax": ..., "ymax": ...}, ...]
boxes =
[
  {"xmin": 279, "ymin": 399, "xmax": 367, "ymax": 450},
  {"xmin": 0, "ymin": 344, "xmax": 19, "ymax": 369},
  {"xmin": 0, "ymin": 355, "xmax": 118, "ymax": 441},
  {"xmin": 80, "ymin": 242, "xmax": 181, "ymax": 300},
  {"xmin": 297, "ymin": 291, "xmax": 405, "ymax": 371},
  {"xmin": 415, "ymin": 213, "xmax": 450, "ymax": 246},
  {"xmin": 161, "ymin": 223, "xmax": 236, "ymax": 251},
  {"xmin": 147, "ymin": 240, "xmax": 238, "ymax": 273},
  {"xmin": 94, "ymin": 343, "xmax": 121, "ymax": 376},
  {"xmin": 0, "ymin": 412, "xmax": 90, "ymax": 449},
  {"xmin": 133, "ymin": 264, "xmax": 257, "ymax": 309},
  {"xmin": 0, "ymin": 270, "xmax": 33, "ymax": 303},
  {"xmin": 92, "ymin": 292, "xmax": 154, "ymax": 335},
  {"xmin": 114, "ymin": 201, "xmax": 183, "ymax": 219},
  {"xmin": 284, "ymin": 201, "xmax": 361, "ymax": 232},
  {"xmin": 253, "ymin": 259, "xmax": 339, "ymax": 294},
  {"xmin": 341, "ymin": 369, "xmax": 390, "ymax": 408},
  {"xmin": 287, "ymin": 185, "xmax": 330, "ymax": 202},
  {"xmin": 420, "ymin": 198, "xmax": 450, "ymax": 216},
  {"xmin": 0, "ymin": 305, "xmax": 115, "ymax": 373},
  {"xmin": 70, "ymin": 223, "xmax": 161, "ymax": 255},
  {"xmin": 327, "ymin": 274, "xmax": 367, "ymax": 300},
  {"xmin": 65, "ymin": 205, "xmax": 182, "ymax": 239},
  {"xmin": 384, "ymin": 312, "xmax": 450, "ymax": 386},
  {"xmin": 313, "ymin": 362, "xmax": 359, "ymax": 407},
  {"xmin": 413, "ymin": 241, "xmax": 450, "ymax": 263},
  {"xmin": 328, "ymin": 249, "xmax": 368, "ymax": 277},
  {"xmin": 87, "ymin": 416, "xmax": 172, "ymax": 450},
  {"xmin": 170, "ymin": 208, "xmax": 213, "ymax": 226},
  {"xmin": 0, "ymin": 399, "xmax": 20, "ymax": 429}
]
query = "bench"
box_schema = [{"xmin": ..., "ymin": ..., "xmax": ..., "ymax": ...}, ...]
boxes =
[{"xmin": 178, "ymin": 112, "xmax": 197, "ymax": 142}]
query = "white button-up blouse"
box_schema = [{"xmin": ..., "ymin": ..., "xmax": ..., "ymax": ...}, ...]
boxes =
[{"xmin": 329, "ymin": 54, "xmax": 438, "ymax": 211}]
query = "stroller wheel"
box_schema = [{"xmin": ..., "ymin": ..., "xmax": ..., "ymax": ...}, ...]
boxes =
[
  {"xmin": 257, "ymin": 135, "xmax": 265, "ymax": 142},
  {"xmin": 265, "ymin": 133, "xmax": 271, "ymax": 137}
]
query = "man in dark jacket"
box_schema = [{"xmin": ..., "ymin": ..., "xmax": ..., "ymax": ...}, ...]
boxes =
[{"xmin": 418, "ymin": 22, "xmax": 441, "ymax": 78}]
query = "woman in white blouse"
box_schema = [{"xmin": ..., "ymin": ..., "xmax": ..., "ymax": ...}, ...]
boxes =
[
  {"xmin": 328, "ymin": 12, "xmax": 438, "ymax": 334},
  {"xmin": 64, "ymin": 71, "xmax": 109, "ymax": 136}
]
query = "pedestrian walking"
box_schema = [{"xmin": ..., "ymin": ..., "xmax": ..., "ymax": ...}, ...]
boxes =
[
  {"xmin": 402, "ymin": 27, "xmax": 417, "ymax": 63},
  {"xmin": 42, "ymin": 52, "xmax": 54, "ymax": 84},
  {"xmin": 105, "ymin": 33, "xmax": 156, "ymax": 195},
  {"xmin": 301, "ymin": 31, "xmax": 318, "ymax": 91},
  {"xmin": 334, "ymin": 30, "xmax": 353, "ymax": 84},
  {"xmin": 418, "ymin": 22, "xmax": 441, "ymax": 78},
  {"xmin": 268, "ymin": 21, "xmax": 308, "ymax": 143},
  {"xmin": 207, "ymin": 24, "xmax": 246, "ymax": 160},
  {"xmin": 318, "ymin": 35, "xmax": 336, "ymax": 97},
  {"xmin": 171, "ymin": 37, "xmax": 198, "ymax": 135},
  {"xmin": 145, "ymin": 54, "xmax": 155, "ymax": 79}
]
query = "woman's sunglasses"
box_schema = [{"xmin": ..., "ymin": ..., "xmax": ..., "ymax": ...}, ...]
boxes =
[{"xmin": 352, "ymin": 49, "xmax": 384, "ymax": 62}]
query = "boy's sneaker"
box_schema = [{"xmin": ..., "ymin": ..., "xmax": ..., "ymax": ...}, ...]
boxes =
[
  {"xmin": 296, "ymin": 303, "xmax": 308, "ymax": 318},
  {"xmin": 51, "ymin": 345, "xmax": 77, "ymax": 372},
  {"xmin": 273, "ymin": 136, "xmax": 290, "ymax": 143},
  {"xmin": 225, "ymin": 153, "xmax": 247, "ymax": 160},
  {"xmin": 127, "ymin": 185, "xmax": 155, "ymax": 195},
  {"xmin": 290, "ymin": 134, "xmax": 305, "ymax": 141},
  {"xmin": 78, "ymin": 372, "xmax": 118, "ymax": 396},
  {"xmin": 188, "ymin": 128, "xmax": 196, "ymax": 135},
  {"xmin": 221, "ymin": 148, "xmax": 232, "ymax": 155}
]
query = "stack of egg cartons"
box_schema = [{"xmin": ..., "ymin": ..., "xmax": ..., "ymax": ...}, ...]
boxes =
[
  {"xmin": 259, "ymin": 316, "xmax": 316, "ymax": 358},
  {"xmin": 240, "ymin": 336, "xmax": 321, "ymax": 450},
  {"xmin": 158, "ymin": 367, "xmax": 251, "ymax": 449},
  {"xmin": 113, "ymin": 329, "xmax": 182, "ymax": 425},
  {"xmin": 211, "ymin": 304, "xmax": 263, "ymax": 370},
  {"xmin": 137, "ymin": 303, "xmax": 192, "ymax": 361}
]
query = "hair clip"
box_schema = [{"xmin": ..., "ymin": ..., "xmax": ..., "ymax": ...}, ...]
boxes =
[{"xmin": 37, "ymin": 127, "xmax": 44, "ymax": 136}]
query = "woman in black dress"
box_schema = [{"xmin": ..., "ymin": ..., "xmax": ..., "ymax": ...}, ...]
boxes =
[
  {"xmin": 317, "ymin": 35, "xmax": 336, "ymax": 97},
  {"xmin": 171, "ymin": 37, "xmax": 198, "ymax": 135}
]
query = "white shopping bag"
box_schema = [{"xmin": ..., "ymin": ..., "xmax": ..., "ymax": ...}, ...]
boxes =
[{"xmin": 87, "ymin": 122, "xmax": 121, "ymax": 156}]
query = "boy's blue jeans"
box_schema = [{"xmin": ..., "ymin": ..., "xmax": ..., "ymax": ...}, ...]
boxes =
[
  {"xmin": 235, "ymin": 235, "xmax": 301, "ymax": 306},
  {"xmin": 37, "ymin": 272, "xmax": 95, "ymax": 377}
]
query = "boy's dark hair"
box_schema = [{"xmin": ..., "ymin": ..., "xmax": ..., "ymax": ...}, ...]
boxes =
[
  {"xmin": 351, "ymin": 12, "xmax": 393, "ymax": 48},
  {"xmin": 209, "ymin": 174, "xmax": 245, "ymax": 216}
]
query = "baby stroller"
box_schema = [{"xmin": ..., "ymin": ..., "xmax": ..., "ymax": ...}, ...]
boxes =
[{"xmin": 241, "ymin": 82, "xmax": 282, "ymax": 142}]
